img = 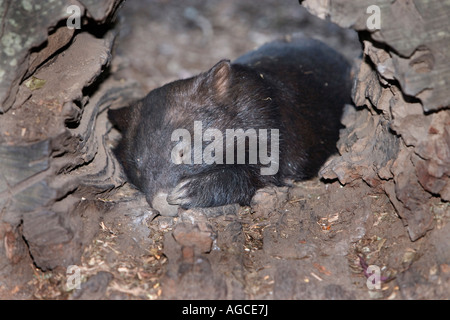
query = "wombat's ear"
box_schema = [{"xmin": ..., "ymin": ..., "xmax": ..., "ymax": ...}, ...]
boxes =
[
  {"xmin": 108, "ymin": 100, "xmax": 143, "ymax": 131},
  {"xmin": 206, "ymin": 59, "xmax": 231, "ymax": 100},
  {"xmin": 108, "ymin": 106, "xmax": 131, "ymax": 131}
]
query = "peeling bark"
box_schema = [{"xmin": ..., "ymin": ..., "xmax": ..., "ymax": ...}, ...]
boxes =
[
  {"xmin": 0, "ymin": 0, "xmax": 126, "ymax": 274},
  {"xmin": 304, "ymin": 0, "xmax": 450, "ymax": 240}
]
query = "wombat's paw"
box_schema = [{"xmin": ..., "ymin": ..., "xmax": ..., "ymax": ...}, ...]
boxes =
[
  {"xmin": 166, "ymin": 179, "xmax": 192, "ymax": 207},
  {"xmin": 166, "ymin": 176, "xmax": 212, "ymax": 209},
  {"xmin": 167, "ymin": 169, "xmax": 257, "ymax": 209}
]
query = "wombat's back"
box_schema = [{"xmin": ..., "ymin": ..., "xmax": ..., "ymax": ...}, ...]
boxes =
[{"xmin": 234, "ymin": 38, "xmax": 352, "ymax": 179}]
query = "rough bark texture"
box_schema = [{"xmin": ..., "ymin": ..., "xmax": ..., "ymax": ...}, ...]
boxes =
[
  {"xmin": 0, "ymin": 0, "xmax": 128, "ymax": 277},
  {"xmin": 1, "ymin": 0, "xmax": 449, "ymax": 300},
  {"xmin": 302, "ymin": 0, "xmax": 450, "ymax": 241}
]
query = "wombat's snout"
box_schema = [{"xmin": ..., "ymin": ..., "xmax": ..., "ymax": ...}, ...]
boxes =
[{"xmin": 151, "ymin": 192, "xmax": 179, "ymax": 217}]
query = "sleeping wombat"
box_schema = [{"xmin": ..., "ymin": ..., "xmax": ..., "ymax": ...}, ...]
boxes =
[{"xmin": 108, "ymin": 38, "xmax": 351, "ymax": 211}]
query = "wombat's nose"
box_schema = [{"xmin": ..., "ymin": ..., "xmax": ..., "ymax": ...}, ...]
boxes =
[{"xmin": 151, "ymin": 192, "xmax": 179, "ymax": 217}]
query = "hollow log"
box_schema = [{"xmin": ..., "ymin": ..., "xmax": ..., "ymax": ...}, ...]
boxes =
[
  {"xmin": 0, "ymin": 0, "xmax": 126, "ymax": 278},
  {"xmin": 303, "ymin": 0, "xmax": 450, "ymax": 240}
]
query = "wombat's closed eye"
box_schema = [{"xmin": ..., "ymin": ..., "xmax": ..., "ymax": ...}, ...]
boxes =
[{"xmin": 108, "ymin": 37, "xmax": 351, "ymax": 214}]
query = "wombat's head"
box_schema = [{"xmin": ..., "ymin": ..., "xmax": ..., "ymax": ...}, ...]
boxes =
[{"xmin": 109, "ymin": 60, "xmax": 271, "ymax": 207}]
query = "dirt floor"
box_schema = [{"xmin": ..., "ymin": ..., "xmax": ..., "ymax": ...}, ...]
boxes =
[{"xmin": 7, "ymin": 0, "xmax": 449, "ymax": 300}]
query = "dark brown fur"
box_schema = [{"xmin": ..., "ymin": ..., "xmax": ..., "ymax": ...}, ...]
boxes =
[{"xmin": 108, "ymin": 38, "xmax": 351, "ymax": 209}]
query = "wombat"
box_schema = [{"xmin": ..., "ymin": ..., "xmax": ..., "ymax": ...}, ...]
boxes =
[{"xmin": 108, "ymin": 38, "xmax": 351, "ymax": 210}]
